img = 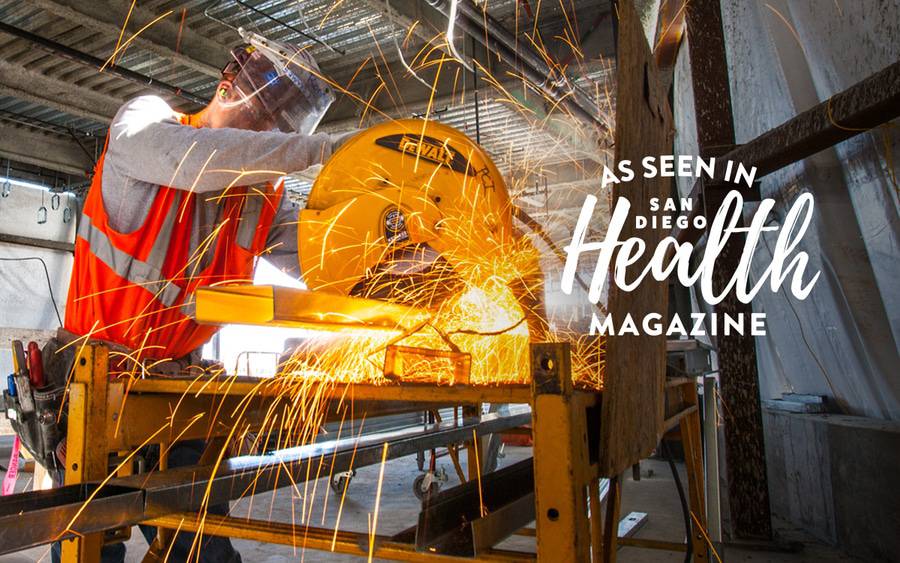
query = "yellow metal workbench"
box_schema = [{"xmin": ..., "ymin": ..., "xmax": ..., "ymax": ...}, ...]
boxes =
[{"xmin": 56, "ymin": 338, "xmax": 706, "ymax": 563}]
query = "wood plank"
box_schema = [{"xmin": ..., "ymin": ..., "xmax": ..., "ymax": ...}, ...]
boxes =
[{"xmin": 599, "ymin": 1, "xmax": 670, "ymax": 476}]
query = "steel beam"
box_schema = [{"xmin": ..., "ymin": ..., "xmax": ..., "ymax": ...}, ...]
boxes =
[
  {"xmin": 0, "ymin": 233, "xmax": 75, "ymax": 253},
  {"xmin": 148, "ymin": 513, "xmax": 533, "ymax": 562},
  {"xmin": 352, "ymin": 0, "xmax": 612, "ymax": 135},
  {"xmin": 729, "ymin": 59, "xmax": 900, "ymax": 179},
  {"xmin": 685, "ymin": 0, "xmax": 771, "ymax": 541},
  {"xmin": 360, "ymin": 0, "xmax": 444, "ymax": 45},
  {"xmin": 127, "ymin": 376, "xmax": 535, "ymax": 405},
  {"xmin": 29, "ymin": 0, "xmax": 228, "ymax": 77},
  {"xmin": 0, "ymin": 124, "xmax": 94, "ymax": 177},
  {"xmin": 0, "ymin": 21, "xmax": 207, "ymax": 108},
  {"xmin": 416, "ymin": 458, "xmax": 536, "ymax": 556},
  {"xmin": 426, "ymin": 0, "xmax": 609, "ymax": 131},
  {"xmin": 674, "ymin": 59, "xmax": 900, "ymax": 245},
  {"xmin": 0, "ymin": 484, "xmax": 145, "ymax": 556}
]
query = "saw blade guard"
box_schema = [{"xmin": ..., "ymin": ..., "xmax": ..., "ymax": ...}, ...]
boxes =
[{"xmin": 299, "ymin": 119, "xmax": 546, "ymax": 338}]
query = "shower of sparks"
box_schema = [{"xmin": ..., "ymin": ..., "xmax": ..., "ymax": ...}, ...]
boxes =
[{"xmin": 55, "ymin": 1, "xmax": 616, "ymax": 559}]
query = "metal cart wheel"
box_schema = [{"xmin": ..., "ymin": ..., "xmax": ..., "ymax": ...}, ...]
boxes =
[
  {"xmin": 330, "ymin": 470, "xmax": 355, "ymax": 494},
  {"xmin": 413, "ymin": 472, "xmax": 440, "ymax": 502}
]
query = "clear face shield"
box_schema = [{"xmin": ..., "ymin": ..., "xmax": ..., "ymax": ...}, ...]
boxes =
[{"xmin": 222, "ymin": 34, "xmax": 335, "ymax": 135}]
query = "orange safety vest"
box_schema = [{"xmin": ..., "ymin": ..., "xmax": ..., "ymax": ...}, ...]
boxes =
[{"xmin": 65, "ymin": 120, "xmax": 283, "ymax": 360}]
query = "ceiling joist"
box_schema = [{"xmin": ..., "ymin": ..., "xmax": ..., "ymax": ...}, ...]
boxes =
[
  {"xmin": 0, "ymin": 123, "xmax": 94, "ymax": 177},
  {"xmin": 29, "ymin": 0, "xmax": 229, "ymax": 77},
  {"xmin": 0, "ymin": 59, "xmax": 120, "ymax": 122}
]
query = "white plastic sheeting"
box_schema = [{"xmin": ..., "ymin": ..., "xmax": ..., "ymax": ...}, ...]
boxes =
[{"xmin": 674, "ymin": 1, "xmax": 900, "ymax": 420}]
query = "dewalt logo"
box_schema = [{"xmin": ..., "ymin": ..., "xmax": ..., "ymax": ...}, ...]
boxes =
[
  {"xmin": 397, "ymin": 135, "xmax": 455, "ymax": 166},
  {"xmin": 375, "ymin": 134, "xmax": 472, "ymax": 175}
]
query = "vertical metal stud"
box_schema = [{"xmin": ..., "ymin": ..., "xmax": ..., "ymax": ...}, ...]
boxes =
[{"xmin": 681, "ymin": 382, "xmax": 709, "ymax": 561}]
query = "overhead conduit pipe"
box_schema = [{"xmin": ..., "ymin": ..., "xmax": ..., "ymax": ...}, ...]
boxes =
[
  {"xmin": 425, "ymin": 0, "xmax": 607, "ymax": 132},
  {"xmin": 0, "ymin": 20, "xmax": 208, "ymax": 107}
]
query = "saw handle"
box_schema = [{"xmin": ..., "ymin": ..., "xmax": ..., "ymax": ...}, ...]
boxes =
[{"xmin": 26, "ymin": 341, "xmax": 44, "ymax": 388}]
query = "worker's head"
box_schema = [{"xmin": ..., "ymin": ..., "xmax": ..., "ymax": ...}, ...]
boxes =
[{"xmin": 204, "ymin": 42, "xmax": 334, "ymax": 133}]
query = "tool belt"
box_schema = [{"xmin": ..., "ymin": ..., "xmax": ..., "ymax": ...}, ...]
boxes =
[
  {"xmin": 3, "ymin": 330, "xmax": 218, "ymax": 470},
  {"xmin": 2, "ymin": 336, "xmax": 71, "ymax": 472}
]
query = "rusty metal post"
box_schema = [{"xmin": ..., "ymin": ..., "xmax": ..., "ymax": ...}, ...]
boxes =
[{"xmin": 685, "ymin": 0, "xmax": 773, "ymax": 540}]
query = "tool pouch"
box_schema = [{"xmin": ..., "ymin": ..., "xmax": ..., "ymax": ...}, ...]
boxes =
[{"xmin": 2, "ymin": 338, "xmax": 72, "ymax": 471}]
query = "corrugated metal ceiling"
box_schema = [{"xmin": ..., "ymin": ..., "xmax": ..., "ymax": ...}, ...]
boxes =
[{"xmin": 0, "ymin": 0, "xmax": 613, "ymax": 195}]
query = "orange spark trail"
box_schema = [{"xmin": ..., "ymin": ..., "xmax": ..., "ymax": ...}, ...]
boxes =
[
  {"xmin": 332, "ymin": 417, "xmax": 366, "ymax": 551},
  {"xmin": 473, "ymin": 428, "xmax": 485, "ymax": 517},
  {"xmin": 101, "ymin": 10, "xmax": 174, "ymax": 72},
  {"xmin": 111, "ymin": 0, "xmax": 137, "ymax": 67},
  {"xmin": 368, "ymin": 442, "xmax": 390, "ymax": 563},
  {"xmin": 175, "ymin": 8, "xmax": 187, "ymax": 54}
]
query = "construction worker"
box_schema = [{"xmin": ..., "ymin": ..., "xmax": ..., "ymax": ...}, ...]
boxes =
[{"xmin": 53, "ymin": 41, "xmax": 351, "ymax": 563}]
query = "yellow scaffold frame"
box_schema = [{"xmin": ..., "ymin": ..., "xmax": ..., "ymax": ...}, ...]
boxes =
[{"xmin": 56, "ymin": 341, "xmax": 707, "ymax": 563}]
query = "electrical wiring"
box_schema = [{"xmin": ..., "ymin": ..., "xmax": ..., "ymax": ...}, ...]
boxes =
[
  {"xmin": 0, "ymin": 256, "xmax": 64, "ymax": 327},
  {"xmin": 661, "ymin": 440, "xmax": 693, "ymax": 563}
]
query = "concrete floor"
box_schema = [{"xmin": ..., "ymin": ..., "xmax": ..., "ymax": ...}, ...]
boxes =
[{"xmin": 0, "ymin": 447, "xmax": 868, "ymax": 562}]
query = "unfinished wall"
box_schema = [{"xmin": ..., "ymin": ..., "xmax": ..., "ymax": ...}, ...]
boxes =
[
  {"xmin": 674, "ymin": 1, "xmax": 900, "ymax": 420},
  {"xmin": 764, "ymin": 409, "xmax": 900, "ymax": 560},
  {"xmin": 672, "ymin": 0, "xmax": 899, "ymax": 554},
  {"xmin": 0, "ymin": 183, "xmax": 75, "ymax": 390}
]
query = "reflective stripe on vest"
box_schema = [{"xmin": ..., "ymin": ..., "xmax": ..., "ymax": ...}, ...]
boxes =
[
  {"xmin": 77, "ymin": 205, "xmax": 183, "ymax": 307},
  {"xmin": 180, "ymin": 299, "xmax": 196, "ymax": 318},
  {"xmin": 237, "ymin": 193, "xmax": 264, "ymax": 249}
]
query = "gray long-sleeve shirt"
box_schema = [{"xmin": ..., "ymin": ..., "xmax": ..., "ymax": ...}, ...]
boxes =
[{"xmin": 102, "ymin": 95, "xmax": 347, "ymax": 277}]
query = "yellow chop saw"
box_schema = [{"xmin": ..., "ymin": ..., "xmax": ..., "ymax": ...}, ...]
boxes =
[{"xmin": 300, "ymin": 119, "xmax": 545, "ymax": 321}]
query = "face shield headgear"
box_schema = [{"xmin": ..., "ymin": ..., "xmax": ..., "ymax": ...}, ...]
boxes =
[{"xmin": 221, "ymin": 35, "xmax": 335, "ymax": 135}]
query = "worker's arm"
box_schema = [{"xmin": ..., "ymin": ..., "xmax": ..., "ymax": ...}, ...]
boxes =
[{"xmin": 104, "ymin": 95, "xmax": 345, "ymax": 193}]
